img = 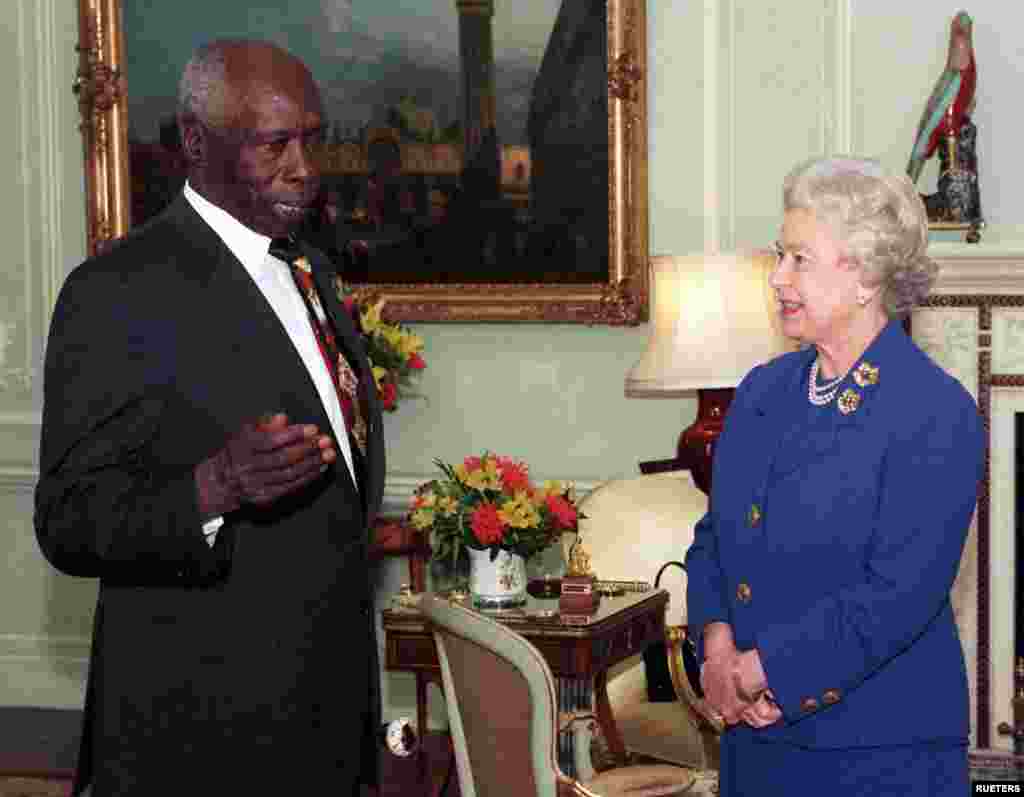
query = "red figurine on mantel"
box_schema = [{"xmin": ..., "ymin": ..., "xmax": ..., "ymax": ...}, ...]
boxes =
[
  {"xmin": 907, "ymin": 10, "xmax": 976, "ymax": 185},
  {"xmin": 906, "ymin": 10, "xmax": 984, "ymax": 238}
]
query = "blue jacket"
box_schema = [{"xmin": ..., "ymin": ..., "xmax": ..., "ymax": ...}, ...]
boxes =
[{"xmin": 685, "ymin": 320, "xmax": 984, "ymax": 748}]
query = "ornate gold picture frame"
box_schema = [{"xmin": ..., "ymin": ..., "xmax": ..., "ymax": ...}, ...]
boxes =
[{"xmin": 74, "ymin": 0, "xmax": 648, "ymax": 325}]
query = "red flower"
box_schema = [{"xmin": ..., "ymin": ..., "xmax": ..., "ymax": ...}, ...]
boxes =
[
  {"xmin": 498, "ymin": 459, "xmax": 530, "ymax": 493},
  {"xmin": 463, "ymin": 456, "xmax": 483, "ymax": 472},
  {"xmin": 380, "ymin": 381, "xmax": 398, "ymax": 411},
  {"xmin": 470, "ymin": 502, "xmax": 506, "ymax": 546},
  {"xmin": 546, "ymin": 494, "xmax": 578, "ymax": 529},
  {"xmin": 407, "ymin": 352, "xmax": 426, "ymax": 370}
]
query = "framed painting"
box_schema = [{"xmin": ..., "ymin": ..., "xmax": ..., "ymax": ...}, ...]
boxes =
[{"xmin": 75, "ymin": 0, "xmax": 648, "ymax": 324}]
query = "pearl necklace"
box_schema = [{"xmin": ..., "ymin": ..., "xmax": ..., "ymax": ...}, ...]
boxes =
[{"xmin": 807, "ymin": 357, "xmax": 847, "ymax": 406}]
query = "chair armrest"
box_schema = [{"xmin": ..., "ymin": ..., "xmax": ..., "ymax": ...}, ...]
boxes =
[
  {"xmin": 558, "ymin": 711, "xmax": 601, "ymax": 782},
  {"xmin": 557, "ymin": 775, "xmax": 602, "ymax": 797},
  {"xmin": 666, "ymin": 625, "xmax": 725, "ymax": 734}
]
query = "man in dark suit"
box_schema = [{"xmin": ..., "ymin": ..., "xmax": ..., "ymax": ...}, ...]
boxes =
[{"xmin": 34, "ymin": 40, "xmax": 384, "ymax": 795}]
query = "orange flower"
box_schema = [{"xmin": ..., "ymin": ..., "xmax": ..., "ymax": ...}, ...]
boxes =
[
  {"xmin": 470, "ymin": 502, "xmax": 506, "ymax": 546},
  {"xmin": 546, "ymin": 494, "xmax": 578, "ymax": 529}
]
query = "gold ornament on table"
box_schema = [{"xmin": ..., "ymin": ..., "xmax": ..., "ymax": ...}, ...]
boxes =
[
  {"xmin": 560, "ymin": 534, "xmax": 601, "ymax": 615},
  {"xmin": 566, "ymin": 535, "xmax": 594, "ymax": 577}
]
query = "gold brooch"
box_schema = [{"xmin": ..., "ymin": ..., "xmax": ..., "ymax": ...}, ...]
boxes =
[
  {"xmin": 837, "ymin": 388, "xmax": 861, "ymax": 415},
  {"xmin": 853, "ymin": 361, "xmax": 879, "ymax": 387}
]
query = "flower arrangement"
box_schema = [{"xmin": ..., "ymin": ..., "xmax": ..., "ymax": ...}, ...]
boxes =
[
  {"xmin": 409, "ymin": 453, "xmax": 584, "ymax": 566},
  {"xmin": 336, "ymin": 281, "xmax": 426, "ymax": 412}
]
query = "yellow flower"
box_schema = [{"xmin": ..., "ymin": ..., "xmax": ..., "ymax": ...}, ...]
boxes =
[
  {"xmin": 535, "ymin": 480, "xmax": 564, "ymax": 500},
  {"xmin": 463, "ymin": 458, "xmax": 500, "ymax": 491},
  {"xmin": 372, "ymin": 366, "xmax": 388, "ymax": 389},
  {"xmin": 465, "ymin": 467, "xmax": 497, "ymax": 491},
  {"xmin": 360, "ymin": 299, "xmax": 386, "ymax": 334},
  {"xmin": 398, "ymin": 331, "xmax": 425, "ymax": 358},
  {"xmin": 410, "ymin": 507, "xmax": 435, "ymax": 530},
  {"xmin": 381, "ymin": 325, "xmax": 405, "ymax": 351},
  {"xmin": 499, "ymin": 490, "xmax": 541, "ymax": 529}
]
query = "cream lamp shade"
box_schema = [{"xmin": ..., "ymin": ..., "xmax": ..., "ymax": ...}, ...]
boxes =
[{"xmin": 625, "ymin": 251, "xmax": 791, "ymax": 397}]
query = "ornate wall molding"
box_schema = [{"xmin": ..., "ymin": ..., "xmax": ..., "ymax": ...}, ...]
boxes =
[
  {"xmin": 0, "ymin": 633, "xmax": 89, "ymax": 709},
  {"xmin": 704, "ymin": 0, "xmax": 851, "ymax": 251},
  {"xmin": 4, "ymin": 0, "xmax": 68, "ymax": 404},
  {"xmin": 933, "ymin": 251, "xmax": 1024, "ymax": 294},
  {"xmin": 0, "ymin": 466, "xmax": 38, "ymax": 495}
]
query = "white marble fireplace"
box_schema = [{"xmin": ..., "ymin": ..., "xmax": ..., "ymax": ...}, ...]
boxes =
[{"xmin": 912, "ymin": 243, "xmax": 1024, "ymax": 750}]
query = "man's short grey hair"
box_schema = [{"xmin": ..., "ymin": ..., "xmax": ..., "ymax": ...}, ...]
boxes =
[
  {"xmin": 178, "ymin": 41, "xmax": 232, "ymax": 128},
  {"xmin": 783, "ymin": 155, "xmax": 938, "ymax": 318}
]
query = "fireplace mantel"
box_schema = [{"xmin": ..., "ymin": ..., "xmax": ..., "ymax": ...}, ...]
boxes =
[
  {"xmin": 913, "ymin": 244, "xmax": 1024, "ymax": 751},
  {"xmin": 934, "ymin": 244, "xmax": 1024, "ymax": 293}
]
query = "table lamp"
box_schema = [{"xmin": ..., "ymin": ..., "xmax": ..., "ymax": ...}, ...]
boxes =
[{"xmin": 625, "ymin": 251, "xmax": 792, "ymax": 494}]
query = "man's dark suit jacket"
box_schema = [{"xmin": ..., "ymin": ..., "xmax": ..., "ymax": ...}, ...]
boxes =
[{"xmin": 34, "ymin": 195, "xmax": 385, "ymax": 795}]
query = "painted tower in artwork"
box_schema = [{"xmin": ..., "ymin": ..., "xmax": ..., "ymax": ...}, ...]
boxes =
[{"xmin": 455, "ymin": 0, "xmax": 502, "ymax": 200}]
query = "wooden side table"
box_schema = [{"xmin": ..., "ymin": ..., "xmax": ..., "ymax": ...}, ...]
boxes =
[{"xmin": 383, "ymin": 587, "xmax": 670, "ymax": 789}]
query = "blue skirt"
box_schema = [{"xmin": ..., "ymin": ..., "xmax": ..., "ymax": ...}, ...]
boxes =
[{"xmin": 719, "ymin": 732, "xmax": 968, "ymax": 797}]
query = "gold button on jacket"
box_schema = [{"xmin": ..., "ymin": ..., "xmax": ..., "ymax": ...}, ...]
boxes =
[
  {"xmin": 736, "ymin": 582, "xmax": 752, "ymax": 603},
  {"xmin": 800, "ymin": 696, "xmax": 819, "ymax": 713},
  {"xmin": 822, "ymin": 689, "xmax": 842, "ymax": 705}
]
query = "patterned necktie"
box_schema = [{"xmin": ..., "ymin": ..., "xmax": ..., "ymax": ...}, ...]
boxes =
[{"xmin": 269, "ymin": 238, "xmax": 367, "ymax": 457}]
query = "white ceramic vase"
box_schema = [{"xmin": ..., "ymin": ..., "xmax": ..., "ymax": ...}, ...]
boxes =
[{"xmin": 467, "ymin": 547, "xmax": 527, "ymax": 609}]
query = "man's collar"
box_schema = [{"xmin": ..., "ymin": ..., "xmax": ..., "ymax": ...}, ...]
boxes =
[{"xmin": 183, "ymin": 182, "xmax": 273, "ymax": 270}]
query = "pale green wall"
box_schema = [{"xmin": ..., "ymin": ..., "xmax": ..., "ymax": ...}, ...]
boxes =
[{"xmin": 0, "ymin": 0, "xmax": 92, "ymax": 708}]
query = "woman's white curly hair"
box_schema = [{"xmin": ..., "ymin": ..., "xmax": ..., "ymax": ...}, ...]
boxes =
[{"xmin": 783, "ymin": 156, "xmax": 938, "ymax": 318}]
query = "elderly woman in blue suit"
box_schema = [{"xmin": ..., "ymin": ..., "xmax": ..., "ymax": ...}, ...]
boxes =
[{"xmin": 685, "ymin": 156, "xmax": 984, "ymax": 796}]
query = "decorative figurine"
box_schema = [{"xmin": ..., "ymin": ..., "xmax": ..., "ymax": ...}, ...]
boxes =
[
  {"xmin": 906, "ymin": 10, "xmax": 984, "ymax": 240},
  {"xmin": 560, "ymin": 534, "xmax": 600, "ymax": 615}
]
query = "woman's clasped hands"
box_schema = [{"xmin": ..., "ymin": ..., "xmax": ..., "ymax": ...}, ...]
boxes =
[{"xmin": 700, "ymin": 622, "xmax": 782, "ymax": 729}]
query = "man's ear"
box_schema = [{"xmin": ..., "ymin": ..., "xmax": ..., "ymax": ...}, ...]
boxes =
[{"xmin": 180, "ymin": 120, "xmax": 205, "ymax": 166}]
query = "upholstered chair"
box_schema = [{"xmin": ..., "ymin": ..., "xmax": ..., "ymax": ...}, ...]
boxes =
[
  {"xmin": 572, "ymin": 471, "xmax": 721, "ymax": 774},
  {"xmin": 418, "ymin": 593, "xmax": 697, "ymax": 797}
]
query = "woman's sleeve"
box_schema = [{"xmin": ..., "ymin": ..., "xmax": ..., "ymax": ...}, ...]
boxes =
[
  {"xmin": 684, "ymin": 364, "xmax": 764, "ymax": 661},
  {"xmin": 684, "ymin": 511, "xmax": 728, "ymax": 662}
]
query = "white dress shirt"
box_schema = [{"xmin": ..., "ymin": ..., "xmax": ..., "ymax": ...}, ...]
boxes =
[{"xmin": 184, "ymin": 184, "xmax": 358, "ymax": 545}]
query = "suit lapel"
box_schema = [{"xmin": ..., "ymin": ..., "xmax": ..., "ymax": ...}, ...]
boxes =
[
  {"xmin": 183, "ymin": 208, "xmax": 362, "ymax": 510},
  {"xmin": 730, "ymin": 349, "xmax": 817, "ymax": 528},
  {"xmin": 206, "ymin": 235, "xmax": 333, "ymax": 438}
]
